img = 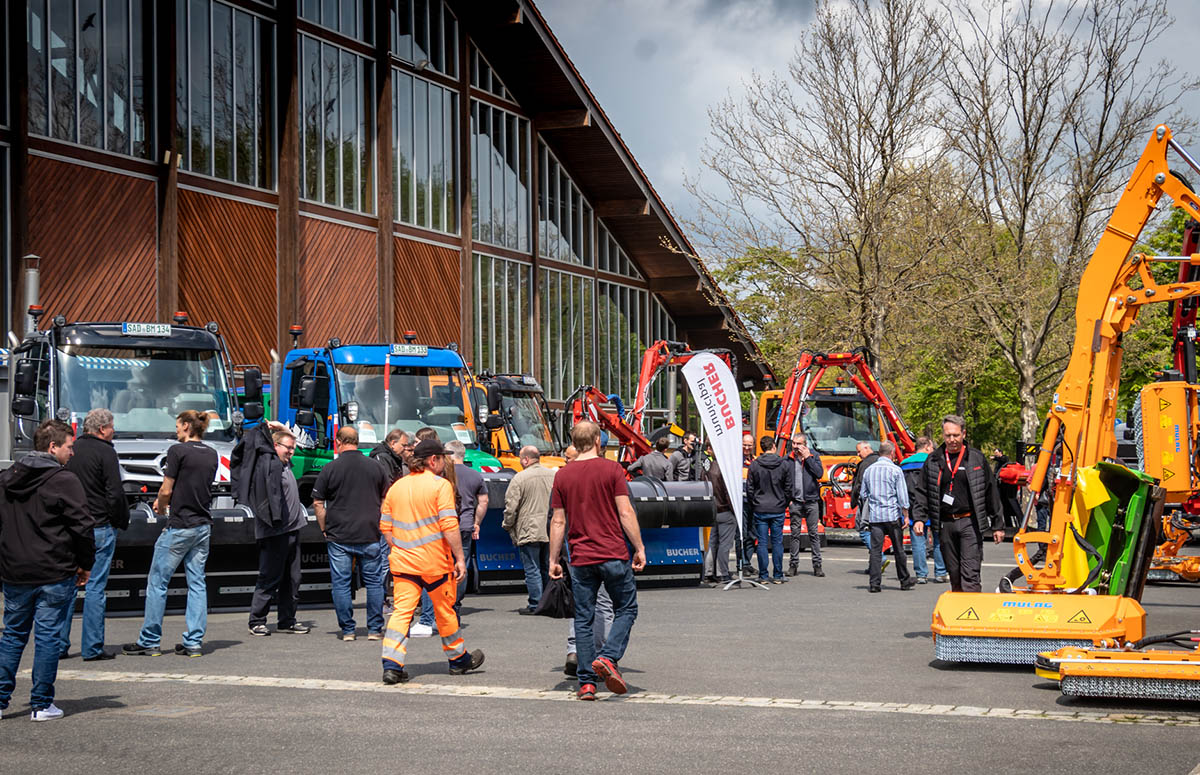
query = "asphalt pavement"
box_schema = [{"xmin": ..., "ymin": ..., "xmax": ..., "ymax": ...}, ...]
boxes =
[{"xmin": 4, "ymin": 541, "xmax": 1200, "ymax": 774}]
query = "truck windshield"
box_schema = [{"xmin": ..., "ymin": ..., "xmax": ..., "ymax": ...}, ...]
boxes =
[
  {"xmin": 501, "ymin": 392, "xmax": 556, "ymax": 455},
  {"xmin": 55, "ymin": 345, "xmax": 234, "ymax": 440},
  {"xmin": 802, "ymin": 399, "xmax": 878, "ymax": 456},
  {"xmin": 333, "ymin": 364, "xmax": 476, "ymax": 447}
]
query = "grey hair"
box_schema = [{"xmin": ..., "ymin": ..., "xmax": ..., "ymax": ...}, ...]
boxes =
[
  {"xmin": 445, "ymin": 440, "xmax": 467, "ymax": 460},
  {"xmin": 942, "ymin": 414, "xmax": 966, "ymax": 431},
  {"xmin": 83, "ymin": 408, "xmax": 115, "ymax": 435},
  {"xmin": 879, "ymin": 440, "xmax": 896, "ymax": 458}
]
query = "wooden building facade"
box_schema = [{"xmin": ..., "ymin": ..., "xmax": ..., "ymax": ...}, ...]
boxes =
[{"xmin": 2, "ymin": 0, "xmax": 767, "ymax": 410}]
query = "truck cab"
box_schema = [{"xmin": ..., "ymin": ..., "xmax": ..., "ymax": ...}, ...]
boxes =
[
  {"xmin": 5, "ymin": 313, "xmax": 244, "ymax": 505},
  {"xmin": 473, "ymin": 373, "xmax": 565, "ymax": 470},
  {"xmin": 275, "ymin": 338, "xmax": 501, "ymax": 501}
]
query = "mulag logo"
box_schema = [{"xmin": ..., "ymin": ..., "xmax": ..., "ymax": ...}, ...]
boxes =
[{"xmin": 1001, "ymin": 600, "xmax": 1052, "ymax": 608}]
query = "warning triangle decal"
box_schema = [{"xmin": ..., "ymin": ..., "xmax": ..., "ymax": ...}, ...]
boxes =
[
  {"xmin": 1160, "ymin": 398, "xmax": 1172, "ymax": 412},
  {"xmin": 956, "ymin": 607, "xmax": 980, "ymax": 621},
  {"xmin": 1162, "ymin": 468, "xmax": 1175, "ymax": 482},
  {"xmin": 1067, "ymin": 609, "xmax": 1092, "ymax": 624}
]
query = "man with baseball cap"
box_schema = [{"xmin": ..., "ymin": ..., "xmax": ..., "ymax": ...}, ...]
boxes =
[{"xmin": 378, "ymin": 438, "xmax": 484, "ymax": 684}]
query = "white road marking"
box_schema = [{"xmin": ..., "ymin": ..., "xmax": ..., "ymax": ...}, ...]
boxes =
[{"xmin": 49, "ymin": 669, "xmax": 1200, "ymax": 727}]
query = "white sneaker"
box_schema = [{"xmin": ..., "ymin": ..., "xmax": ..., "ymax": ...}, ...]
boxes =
[
  {"xmin": 409, "ymin": 623, "xmax": 434, "ymax": 638},
  {"xmin": 341, "ymin": 632, "xmax": 357, "ymax": 642},
  {"xmin": 31, "ymin": 703, "xmax": 64, "ymax": 722}
]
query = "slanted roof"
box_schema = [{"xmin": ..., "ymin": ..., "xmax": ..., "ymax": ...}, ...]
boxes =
[{"xmin": 455, "ymin": 0, "xmax": 769, "ymax": 386}]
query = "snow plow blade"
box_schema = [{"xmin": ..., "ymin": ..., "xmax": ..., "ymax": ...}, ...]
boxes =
[{"xmin": 930, "ymin": 591, "xmax": 1145, "ymax": 664}]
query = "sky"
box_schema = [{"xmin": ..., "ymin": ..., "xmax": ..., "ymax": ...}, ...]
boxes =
[{"xmin": 533, "ymin": 0, "xmax": 1199, "ymax": 241}]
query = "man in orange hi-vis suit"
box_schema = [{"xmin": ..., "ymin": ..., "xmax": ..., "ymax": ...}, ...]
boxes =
[{"xmin": 379, "ymin": 439, "xmax": 484, "ymax": 684}]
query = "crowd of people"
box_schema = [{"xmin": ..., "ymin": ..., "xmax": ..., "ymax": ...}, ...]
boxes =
[{"xmin": 0, "ymin": 405, "xmax": 1007, "ymax": 720}]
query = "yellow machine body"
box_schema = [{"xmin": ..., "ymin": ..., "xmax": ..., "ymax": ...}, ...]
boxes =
[
  {"xmin": 931, "ymin": 592, "xmax": 1146, "ymax": 664},
  {"xmin": 1036, "ymin": 645, "xmax": 1200, "ymax": 700},
  {"xmin": 1139, "ymin": 381, "xmax": 1200, "ymax": 505}
]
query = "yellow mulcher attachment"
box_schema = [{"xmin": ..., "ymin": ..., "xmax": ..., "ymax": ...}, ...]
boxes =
[{"xmin": 933, "ymin": 124, "xmax": 1200, "ymax": 673}]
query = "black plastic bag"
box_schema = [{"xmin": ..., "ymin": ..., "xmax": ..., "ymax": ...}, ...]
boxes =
[{"xmin": 533, "ymin": 574, "xmax": 574, "ymax": 619}]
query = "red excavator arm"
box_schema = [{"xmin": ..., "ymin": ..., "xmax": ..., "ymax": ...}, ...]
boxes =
[
  {"xmin": 625, "ymin": 340, "xmax": 737, "ymax": 437},
  {"xmin": 567, "ymin": 385, "xmax": 652, "ymax": 463},
  {"xmin": 773, "ymin": 349, "xmax": 915, "ymax": 456}
]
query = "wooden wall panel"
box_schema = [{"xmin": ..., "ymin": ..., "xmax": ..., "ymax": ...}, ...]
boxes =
[
  {"xmin": 300, "ymin": 217, "xmax": 376, "ymax": 347},
  {"xmin": 394, "ymin": 237, "xmax": 461, "ymax": 347},
  {"xmin": 178, "ymin": 190, "xmax": 276, "ymax": 367},
  {"xmin": 27, "ymin": 156, "xmax": 156, "ymax": 323}
]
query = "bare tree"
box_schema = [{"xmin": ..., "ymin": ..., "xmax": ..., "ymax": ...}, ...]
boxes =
[
  {"xmin": 689, "ymin": 0, "xmax": 946, "ymax": 375},
  {"xmin": 939, "ymin": 0, "xmax": 1195, "ymax": 442}
]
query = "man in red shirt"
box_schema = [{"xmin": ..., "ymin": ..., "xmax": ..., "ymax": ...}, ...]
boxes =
[{"xmin": 549, "ymin": 421, "xmax": 646, "ymax": 701}]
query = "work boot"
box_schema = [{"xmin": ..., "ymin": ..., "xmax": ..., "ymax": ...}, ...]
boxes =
[
  {"xmin": 449, "ymin": 649, "xmax": 486, "ymax": 675},
  {"xmin": 564, "ymin": 653, "xmax": 578, "ymax": 676},
  {"xmin": 382, "ymin": 668, "xmax": 410, "ymax": 685},
  {"xmin": 813, "ymin": 564, "xmax": 825, "ymax": 577},
  {"xmin": 788, "ymin": 562, "xmax": 799, "ymax": 577}
]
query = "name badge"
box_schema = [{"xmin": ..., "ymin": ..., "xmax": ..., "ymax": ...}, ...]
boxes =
[{"xmin": 941, "ymin": 493, "xmax": 955, "ymax": 506}]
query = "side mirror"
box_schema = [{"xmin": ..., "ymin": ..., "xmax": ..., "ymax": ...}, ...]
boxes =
[
  {"xmin": 11, "ymin": 396, "xmax": 36, "ymax": 418},
  {"xmin": 13, "ymin": 357, "xmax": 37, "ymax": 397},
  {"xmin": 243, "ymin": 367, "xmax": 263, "ymax": 402},
  {"xmin": 486, "ymin": 388, "xmax": 501, "ymax": 414},
  {"xmin": 297, "ymin": 375, "xmax": 317, "ymax": 409},
  {"xmin": 296, "ymin": 409, "xmax": 316, "ymax": 427},
  {"xmin": 242, "ymin": 401, "xmax": 264, "ymax": 422},
  {"xmin": 484, "ymin": 414, "xmax": 505, "ymax": 430}
]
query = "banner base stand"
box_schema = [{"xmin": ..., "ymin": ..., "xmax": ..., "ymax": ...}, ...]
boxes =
[{"xmin": 722, "ymin": 569, "xmax": 769, "ymax": 590}]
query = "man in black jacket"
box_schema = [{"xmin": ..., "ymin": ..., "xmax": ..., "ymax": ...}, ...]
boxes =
[
  {"xmin": 60, "ymin": 409, "xmax": 126, "ymax": 661},
  {"xmin": 370, "ymin": 429, "xmax": 410, "ymax": 484},
  {"xmin": 747, "ymin": 436, "xmax": 794, "ymax": 583},
  {"xmin": 0, "ymin": 420, "xmax": 94, "ymax": 722},
  {"xmin": 787, "ymin": 432, "xmax": 825, "ymax": 577},
  {"xmin": 247, "ymin": 428, "xmax": 310, "ymax": 636},
  {"xmin": 911, "ymin": 415, "xmax": 1004, "ymax": 593}
]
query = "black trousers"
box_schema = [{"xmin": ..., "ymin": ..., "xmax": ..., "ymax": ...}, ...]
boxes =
[
  {"xmin": 455, "ymin": 531, "xmax": 473, "ymax": 613},
  {"xmin": 939, "ymin": 517, "xmax": 983, "ymax": 593},
  {"xmin": 739, "ymin": 505, "xmax": 757, "ymax": 568},
  {"xmin": 249, "ymin": 530, "xmax": 302, "ymax": 627},
  {"xmin": 868, "ymin": 520, "xmax": 910, "ymax": 589}
]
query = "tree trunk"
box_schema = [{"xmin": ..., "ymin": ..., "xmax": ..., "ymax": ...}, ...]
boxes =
[{"xmin": 1017, "ymin": 358, "xmax": 1040, "ymax": 446}]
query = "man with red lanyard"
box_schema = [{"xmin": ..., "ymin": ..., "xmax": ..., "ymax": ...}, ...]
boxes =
[{"xmin": 911, "ymin": 415, "xmax": 1003, "ymax": 592}]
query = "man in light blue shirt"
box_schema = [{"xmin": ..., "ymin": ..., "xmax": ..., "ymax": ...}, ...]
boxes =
[{"xmin": 858, "ymin": 441, "xmax": 915, "ymax": 593}]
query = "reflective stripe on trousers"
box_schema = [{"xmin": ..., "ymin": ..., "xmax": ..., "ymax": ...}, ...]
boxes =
[{"xmin": 381, "ymin": 573, "xmax": 467, "ymax": 668}]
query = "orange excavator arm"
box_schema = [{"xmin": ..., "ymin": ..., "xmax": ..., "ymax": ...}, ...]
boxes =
[
  {"xmin": 568, "ymin": 385, "xmax": 652, "ymax": 463},
  {"xmin": 625, "ymin": 340, "xmax": 736, "ymax": 437},
  {"xmin": 1019, "ymin": 124, "xmax": 1200, "ymax": 590}
]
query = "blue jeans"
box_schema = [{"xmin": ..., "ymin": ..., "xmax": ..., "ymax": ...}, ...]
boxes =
[
  {"xmin": 518, "ymin": 542, "xmax": 549, "ymax": 608},
  {"xmin": 910, "ymin": 524, "xmax": 928, "ymax": 579},
  {"xmin": 328, "ymin": 540, "xmax": 385, "ymax": 635},
  {"xmin": 932, "ymin": 526, "xmax": 947, "ymax": 577},
  {"xmin": 418, "ymin": 590, "xmax": 435, "ymax": 627},
  {"xmin": 138, "ymin": 525, "xmax": 211, "ymax": 649},
  {"xmin": 59, "ymin": 525, "xmax": 116, "ymax": 658},
  {"xmin": 0, "ymin": 578, "xmax": 76, "ymax": 711},
  {"xmin": 754, "ymin": 513, "xmax": 786, "ymax": 580},
  {"xmin": 571, "ymin": 559, "xmax": 638, "ymax": 687}
]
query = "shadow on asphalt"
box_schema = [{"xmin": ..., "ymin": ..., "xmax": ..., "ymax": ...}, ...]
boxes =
[
  {"xmin": 927, "ymin": 659, "xmax": 1030, "ymax": 672},
  {"xmin": 201, "ymin": 639, "xmax": 241, "ymax": 654},
  {"xmin": 52, "ymin": 694, "xmax": 125, "ymax": 716},
  {"xmin": 903, "ymin": 631, "xmax": 932, "ymax": 640},
  {"xmin": 1055, "ymin": 692, "xmax": 1200, "ymax": 712}
]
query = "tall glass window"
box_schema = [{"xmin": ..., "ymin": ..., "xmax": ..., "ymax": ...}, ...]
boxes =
[
  {"xmin": 539, "ymin": 268, "xmax": 593, "ymax": 401},
  {"xmin": 300, "ymin": 34, "xmax": 374, "ymax": 213},
  {"xmin": 597, "ymin": 222, "xmax": 643, "ymax": 280},
  {"xmin": 175, "ymin": 0, "xmax": 275, "ymax": 187},
  {"xmin": 392, "ymin": 0, "xmax": 457, "ymax": 77},
  {"xmin": 471, "ymin": 101, "xmax": 529, "ymax": 252},
  {"xmin": 27, "ymin": 0, "xmax": 150, "ymax": 158},
  {"xmin": 597, "ymin": 281, "xmax": 649, "ymax": 409},
  {"xmin": 470, "ymin": 47, "xmax": 513, "ymax": 103},
  {"xmin": 538, "ymin": 141, "xmax": 592, "ymax": 266},
  {"xmin": 395, "ymin": 71, "xmax": 457, "ymax": 233},
  {"xmin": 650, "ymin": 296, "xmax": 677, "ymax": 410},
  {"xmin": 300, "ymin": 0, "xmax": 371, "ymax": 43},
  {"xmin": 473, "ymin": 253, "xmax": 532, "ymax": 376}
]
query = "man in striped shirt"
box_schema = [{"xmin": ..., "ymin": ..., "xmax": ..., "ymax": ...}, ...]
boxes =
[
  {"xmin": 858, "ymin": 441, "xmax": 916, "ymax": 593},
  {"xmin": 378, "ymin": 439, "xmax": 484, "ymax": 685}
]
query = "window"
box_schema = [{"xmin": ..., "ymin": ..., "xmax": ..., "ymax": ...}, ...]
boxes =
[
  {"xmin": 538, "ymin": 141, "xmax": 592, "ymax": 266},
  {"xmin": 597, "ymin": 222, "xmax": 643, "ymax": 280},
  {"xmin": 539, "ymin": 268, "xmax": 593, "ymax": 401},
  {"xmin": 471, "ymin": 101, "xmax": 529, "ymax": 252},
  {"xmin": 392, "ymin": 0, "xmax": 457, "ymax": 77},
  {"xmin": 300, "ymin": 0, "xmax": 371, "ymax": 43},
  {"xmin": 597, "ymin": 281, "xmax": 649, "ymax": 409},
  {"xmin": 470, "ymin": 47, "xmax": 513, "ymax": 103},
  {"xmin": 27, "ymin": 0, "xmax": 150, "ymax": 158},
  {"xmin": 395, "ymin": 71, "xmax": 457, "ymax": 233},
  {"xmin": 300, "ymin": 34, "xmax": 374, "ymax": 213},
  {"xmin": 473, "ymin": 254, "xmax": 532, "ymax": 376},
  {"xmin": 649, "ymin": 296, "xmax": 677, "ymax": 410}
]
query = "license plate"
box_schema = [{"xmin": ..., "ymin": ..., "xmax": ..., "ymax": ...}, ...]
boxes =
[
  {"xmin": 389, "ymin": 344, "xmax": 428, "ymax": 356},
  {"xmin": 122, "ymin": 322, "xmax": 171, "ymax": 337}
]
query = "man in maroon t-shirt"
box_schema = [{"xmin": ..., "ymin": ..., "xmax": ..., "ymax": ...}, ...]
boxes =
[{"xmin": 549, "ymin": 421, "xmax": 646, "ymax": 701}]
